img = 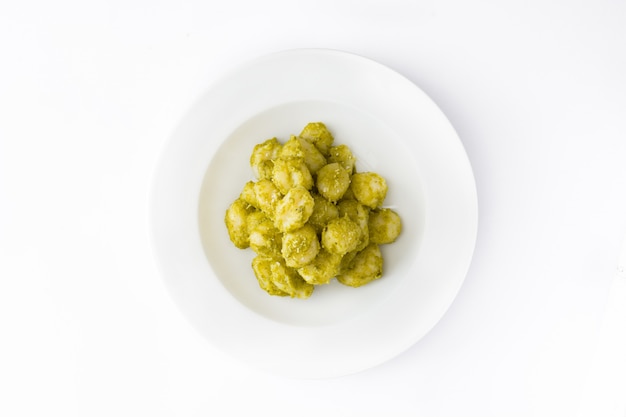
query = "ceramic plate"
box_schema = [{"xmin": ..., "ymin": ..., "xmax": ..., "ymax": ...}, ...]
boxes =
[{"xmin": 150, "ymin": 49, "xmax": 477, "ymax": 378}]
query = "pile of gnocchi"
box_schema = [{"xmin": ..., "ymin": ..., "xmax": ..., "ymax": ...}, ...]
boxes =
[{"xmin": 225, "ymin": 122, "xmax": 402, "ymax": 299}]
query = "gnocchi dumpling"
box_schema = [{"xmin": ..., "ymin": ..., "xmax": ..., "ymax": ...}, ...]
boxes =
[
  {"xmin": 307, "ymin": 193, "xmax": 339, "ymax": 235},
  {"xmin": 337, "ymin": 199, "xmax": 370, "ymax": 252},
  {"xmin": 337, "ymin": 243, "xmax": 383, "ymax": 288},
  {"xmin": 239, "ymin": 180, "xmax": 259, "ymax": 208},
  {"xmin": 280, "ymin": 135, "xmax": 327, "ymax": 175},
  {"xmin": 269, "ymin": 257, "xmax": 314, "ymax": 299},
  {"xmin": 253, "ymin": 179, "xmax": 282, "ymax": 219},
  {"xmin": 350, "ymin": 172, "xmax": 388, "ymax": 209},
  {"xmin": 249, "ymin": 216, "xmax": 282, "ymax": 258},
  {"xmin": 299, "ymin": 122, "xmax": 334, "ymax": 156},
  {"xmin": 328, "ymin": 144, "xmax": 357, "ymax": 173},
  {"xmin": 298, "ymin": 249, "xmax": 342, "ymax": 285},
  {"xmin": 250, "ymin": 137, "xmax": 281, "ymax": 180},
  {"xmin": 224, "ymin": 199, "xmax": 254, "ymax": 249},
  {"xmin": 368, "ymin": 208, "xmax": 402, "ymax": 244},
  {"xmin": 271, "ymin": 157, "xmax": 314, "ymax": 195},
  {"xmin": 316, "ymin": 162, "xmax": 351, "ymax": 203},
  {"xmin": 274, "ymin": 185, "xmax": 315, "ymax": 233},
  {"xmin": 321, "ymin": 216, "xmax": 362, "ymax": 255},
  {"xmin": 281, "ymin": 225, "xmax": 320, "ymax": 268},
  {"xmin": 251, "ymin": 256, "xmax": 289, "ymax": 297}
]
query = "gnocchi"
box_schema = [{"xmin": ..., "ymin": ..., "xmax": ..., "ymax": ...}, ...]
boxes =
[
  {"xmin": 337, "ymin": 243, "xmax": 383, "ymax": 287},
  {"xmin": 281, "ymin": 135, "xmax": 327, "ymax": 175},
  {"xmin": 281, "ymin": 225, "xmax": 320, "ymax": 268},
  {"xmin": 298, "ymin": 249, "xmax": 342, "ymax": 285},
  {"xmin": 274, "ymin": 185, "xmax": 315, "ymax": 233},
  {"xmin": 251, "ymin": 256, "xmax": 289, "ymax": 296},
  {"xmin": 299, "ymin": 122, "xmax": 334, "ymax": 156},
  {"xmin": 271, "ymin": 157, "xmax": 314, "ymax": 195},
  {"xmin": 250, "ymin": 137, "xmax": 281, "ymax": 180},
  {"xmin": 368, "ymin": 208, "xmax": 402, "ymax": 244},
  {"xmin": 328, "ymin": 144, "xmax": 357, "ymax": 173},
  {"xmin": 350, "ymin": 172, "xmax": 387, "ymax": 209},
  {"xmin": 307, "ymin": 193, "xmax": 339, "ymax": 234},
  {"xmin": 316, "ymin": 162, "xmax": 351, "ymax": 203},
  {"xmin": 321, "ymin": 216, "xmax": 362, "ymax": 256},
  {"xmin": 224, "ymin": 122, "xmax": 403, "ymax": 299},
  {"xmin": 249, "ymin": 216, "xmax": 282, "ymax": 258},
  {"xmin": 225, "ymin": 199, "xmax": 254, "ymax": 249},
  {"xmin": 337, "ymin": 200, "xmax": 370, "ymax": 252}
]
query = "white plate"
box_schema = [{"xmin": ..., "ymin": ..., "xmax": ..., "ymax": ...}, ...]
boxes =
[{"xmin": 149, "ymin": 49, "xmax": 478, "ymax": 378}]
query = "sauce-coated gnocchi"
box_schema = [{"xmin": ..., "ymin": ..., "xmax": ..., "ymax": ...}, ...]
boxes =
[{"xmin": 224, "ymin": 122, "xmax": 402, "ymax": 298}]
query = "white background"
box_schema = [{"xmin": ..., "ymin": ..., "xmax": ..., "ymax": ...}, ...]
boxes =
[{"xmin": 1, "ymin": 1, "xmax": 625, "ymax": 416}]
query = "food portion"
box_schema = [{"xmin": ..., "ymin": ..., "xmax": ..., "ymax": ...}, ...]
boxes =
[{"xmin": 225, "ymin": 122, "xmax": 402, "ymax": 298}]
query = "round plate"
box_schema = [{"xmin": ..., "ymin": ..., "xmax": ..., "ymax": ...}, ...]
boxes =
[{"xmin": 149, "ymin": 49, "xmax": 477, "ymax": 378}]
